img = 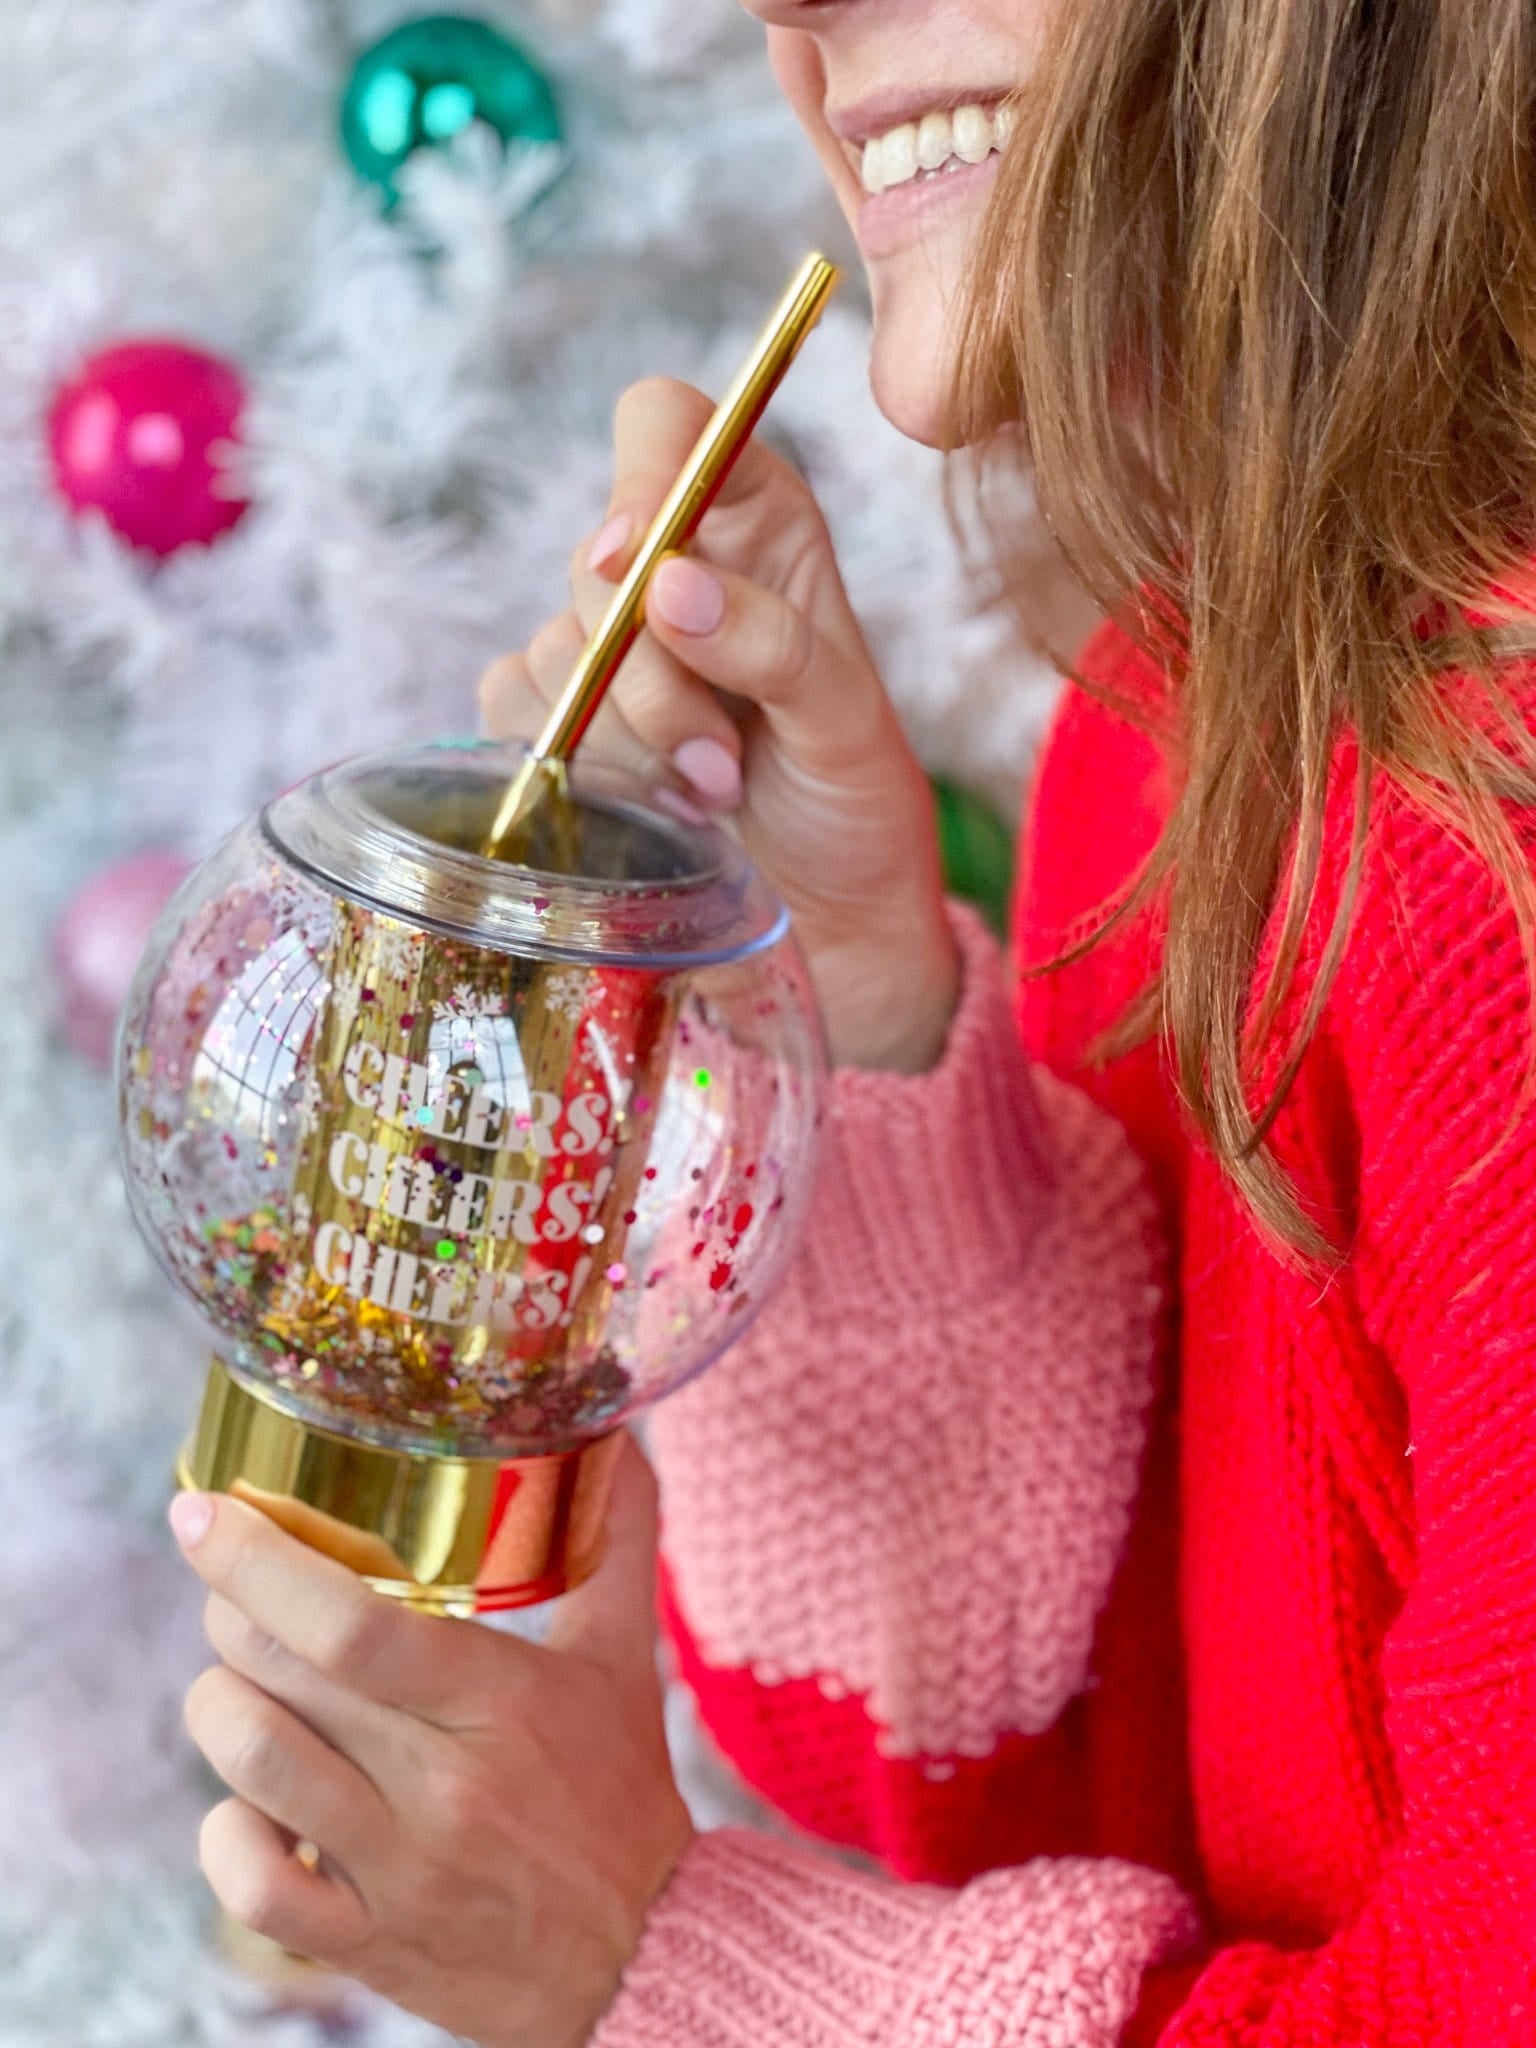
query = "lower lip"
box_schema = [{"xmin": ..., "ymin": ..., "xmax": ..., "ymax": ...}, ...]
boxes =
[{"xmin": 855, "ymin": 154, "xmax": 1002, "ymax": 261}]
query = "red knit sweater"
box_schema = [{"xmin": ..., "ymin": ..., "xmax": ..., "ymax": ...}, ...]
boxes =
[{"xmin": 596, "ymin": 619, "xmax": 1536, "ymax": 2046}]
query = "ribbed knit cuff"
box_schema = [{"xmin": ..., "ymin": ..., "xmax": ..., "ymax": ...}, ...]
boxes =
[
  {"xmin": 593, "ymin": 1830, "xmax": 1199, "ymax": 2048},
  {"xmin": 791, "ymin": 905, "xmax": 1055, "ymax": 1324},
  {"xmin": 594, "ymin": 1831, "xmax": 941, "ymax": 2048}
]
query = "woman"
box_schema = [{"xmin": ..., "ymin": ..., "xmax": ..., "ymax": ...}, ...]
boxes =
[{"xmin": 168, "ymin": 2, "xmax": 1536, "ymax": 2042}]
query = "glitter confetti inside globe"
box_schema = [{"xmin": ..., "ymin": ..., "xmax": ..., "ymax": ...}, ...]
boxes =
[
  {"xmin": 340, "ymin": 14, "xmax": 563, "ymax": 207},
  {"xmin": 117, "ymin": 740, "xmax": 825, "ymax": 1610},
  {"xmin": 48, "ymin": 338, "xmax": 250, "ymax": 557}
]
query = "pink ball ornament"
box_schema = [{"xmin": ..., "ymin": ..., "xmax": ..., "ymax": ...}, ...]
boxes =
[
  {"xmin": 52, "ymin": 851, "xmax": 192, "ymax": 1067},
  {"xmin": 47, "ymin": 339, "xmax": 250, "ymax": 557}
]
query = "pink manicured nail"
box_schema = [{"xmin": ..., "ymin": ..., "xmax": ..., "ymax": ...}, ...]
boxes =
[
  {"xmin": 654, "ymin": 785, "xmax": 710, "ymax": 828},
  {"xmin": 586, "ymin": 514, "xmax": 633, "ymax": 575},
  {"xmin": 169, "ymin": 1493, "xmax": 214, "ymax": 1549},
  {"xmin": 673, "ymin": 737, "xmax": 743, "ymax": 809},
  {"xmin": 650, "ymin": 558, "xmax": 727, "ymax": 637}
]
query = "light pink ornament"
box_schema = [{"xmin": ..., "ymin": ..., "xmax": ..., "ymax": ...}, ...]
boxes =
[
  {"xmin": 53, "ymin": 851, "xmax": 192, "ymax": 1067},
  {"xmin": 47, "ymin": 338, "xmax": 250, "ymax": 557}
]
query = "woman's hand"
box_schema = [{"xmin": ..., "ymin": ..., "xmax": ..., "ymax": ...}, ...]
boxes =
[
  {"xmin": 172, "ymin": 1440, "xmax": 692, "ymax": 2048},
  {"xmin": 480, "ymin": 377, "xmax": 960, "ymax": 1075}
]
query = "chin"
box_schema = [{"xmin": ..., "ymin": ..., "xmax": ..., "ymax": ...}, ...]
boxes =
[
  {"xmin": 868, "ymin": 328, "xmax": 951, "ymax": 448},
  {"xmin": 863, "ymin": 225, "xmax": 982, "ymax": 450}
]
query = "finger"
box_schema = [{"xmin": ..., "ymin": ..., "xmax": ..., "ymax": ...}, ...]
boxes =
[
  {"xmin": 170, "ymin": 1493, "xmax": 521, "ymax": 1721},
  {"xmin": 185, "ymin": 1664, "xmax": 390, "ymax": 1864},
  {"xmin": 481, "ymin": 610, "xmax": 742, "ymax": 815},
  {"xmin": 603, "ymin": 378, "xmax": 782, "ymax": 550},
  {"xmin": 200, "ymin": 1797, "xmax": 370, "ymax": 1963},
  {"xmin": 580, "ymin": 510, "xmax": 634, "ymax": 582},
  {"xmin": 577, "ymin": 636, "xmax": 746, "ymax": 801},
  {"xmin": 203, "ymin": 1591, "xmax": 396, "ymax": 1766},
  {"xmin": 543, "ymin": 1434, "xmax": 661, "ymax": 1683},
  {"xmin": 524, "ymin": 610, "xmax": 586, "ymax": 700},
  {"xmin": 480, "ymin": 622, "xmax": 662, "ymax": 784},
  {"xmin": 478, "ymin": 650, "xmax": 548, "ymax": 745},
  {"xmin": 595, "ymin": 381, "xmax": 869, "ymax": 661},
  {"xmin": 562, "ymin": 550, "xmax": 745, "ymax": 767},
  {"xmin": 642, "ymin": 554, "xmax": 883, "ymax": 770}
]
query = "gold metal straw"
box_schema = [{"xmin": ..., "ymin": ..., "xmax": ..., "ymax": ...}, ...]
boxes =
[{"xmin": 481, "ymin": 251, "xmax": 841, "ymax": 858}]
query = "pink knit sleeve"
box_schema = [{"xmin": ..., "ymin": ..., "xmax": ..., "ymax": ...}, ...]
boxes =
[
  {"xmin": 649, "ymin": 904, "xmax": 1167, "ymax": 1802},
  {"xmin": 594, "ymin": 1828, "xmax": 1198, "ymax": 2048},
  {"xmin": 592, "ymin": 908, "xmax": 1190, "ymax": 2046}
]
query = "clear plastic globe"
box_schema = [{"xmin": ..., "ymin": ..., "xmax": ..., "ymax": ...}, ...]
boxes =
[{"xmin": 119, "ymin": 741, "xmax": 826, "ymax": 1461}]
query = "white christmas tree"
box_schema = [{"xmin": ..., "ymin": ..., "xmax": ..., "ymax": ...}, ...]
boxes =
[{"xmin": 0, "ymin": 4, "xmax": 1064, "ymax": 2040}]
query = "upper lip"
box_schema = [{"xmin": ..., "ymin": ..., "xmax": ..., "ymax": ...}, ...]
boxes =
[{"xmin": 825, "ymin": 86, "xmax": 1011, "ymax": 147}]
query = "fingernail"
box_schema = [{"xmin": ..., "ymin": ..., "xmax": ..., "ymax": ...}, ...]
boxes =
[
  {"xmin": 673, "ymin": 736, "xmax": 743, "ymax": 809},
  {"xmin": 650, "ymin": 558, "xmax": 726, "ymax": 637},
  {"xmin": 586, "ymin": 514, "xmax": 633, "ymax": 575},
  {"xmin": 653, "ymin": 785, "xmax": 710, "ymax": 828},
  {"xmin": 170, "ymin": 1493, "xmax": 214, "ymax": 1549}
]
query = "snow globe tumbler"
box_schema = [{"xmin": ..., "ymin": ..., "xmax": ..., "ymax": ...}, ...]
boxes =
[{"xmin": 118, "ymin": 740, "xmax": 825, "ymax": 1612}]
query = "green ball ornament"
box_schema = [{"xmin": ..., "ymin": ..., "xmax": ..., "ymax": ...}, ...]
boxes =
[
  {"xmin": 340, "ymin": 14, "xmax": 563, "ymax": 206},
  {"xmin": 931, "ymin": 775, "xmax": 1017, "ymax": 936}
]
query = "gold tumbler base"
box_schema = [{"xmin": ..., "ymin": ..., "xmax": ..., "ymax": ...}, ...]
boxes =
[{"xmin": 177, "ymin": 1359, "xmax": 624, "ymax": 1614}]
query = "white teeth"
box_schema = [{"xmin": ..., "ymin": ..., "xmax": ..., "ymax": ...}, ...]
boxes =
[
  {"xmin": 881, "ymin": 121, "xmax": 918, "ymax": 188},
  {"xmin": 857, "ymin": 101, "xmax": 1007, "ymax": 196},
  {"xmin": 916, "ymin": 111, "xmax": 954, "ymax": 172},
  {"xmin": 952, "ymin": 104, "xmax": 994, "ymax": 165}
]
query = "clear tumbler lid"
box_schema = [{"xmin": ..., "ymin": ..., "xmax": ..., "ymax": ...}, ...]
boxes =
[{"xmin": 261, "ymin": 739, "xmax": 788, "ymax": 970}]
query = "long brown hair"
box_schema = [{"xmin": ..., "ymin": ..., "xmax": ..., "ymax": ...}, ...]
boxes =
[{"xmin": 958, "ymin": 0, "xmax": 1536, "ymax": 1257}]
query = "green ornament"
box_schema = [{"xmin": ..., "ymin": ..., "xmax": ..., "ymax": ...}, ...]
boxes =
[
  {"xmin": 930, "ymin": 775, "xmax": 1017, "ymax": 936},
  {"xmin": 340, "ymin": 14, "xmax": 563, "ymax": 206}
]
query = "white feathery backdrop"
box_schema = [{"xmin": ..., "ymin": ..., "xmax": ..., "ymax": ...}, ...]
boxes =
[{"xmin": 0, "ymin": 2, "xmax": 1065, "ymax": 2039}]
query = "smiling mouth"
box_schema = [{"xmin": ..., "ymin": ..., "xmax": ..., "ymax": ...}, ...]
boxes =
[{"xmin": 853, "ymin": 101, "xmax": 1015, "ymax": 198}]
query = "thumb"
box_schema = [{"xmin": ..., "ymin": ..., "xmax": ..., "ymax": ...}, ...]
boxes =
[{"xmin": 543, "ymin": 1433, "xmax": 660, "ymax": 1676}]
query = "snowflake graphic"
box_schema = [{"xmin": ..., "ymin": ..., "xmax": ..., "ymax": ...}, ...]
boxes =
[
  {"xmin": 372, "ymin": 919, "xmax": 424, "ymax": 984},
  {"xmin": 294, "ymin": 1066, "xmax": 326, "ymax": 1130},
  {"xmin": 325, "ymin": 969, "xmax": 367, "ymax": 1048},
  {"xmin": 432, "ymin": 982, "xmax": 507, "ymax": 1024},
  {"xmin": 542, "ymin": 970, "xmax": 588, "ymax": 1025}
]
